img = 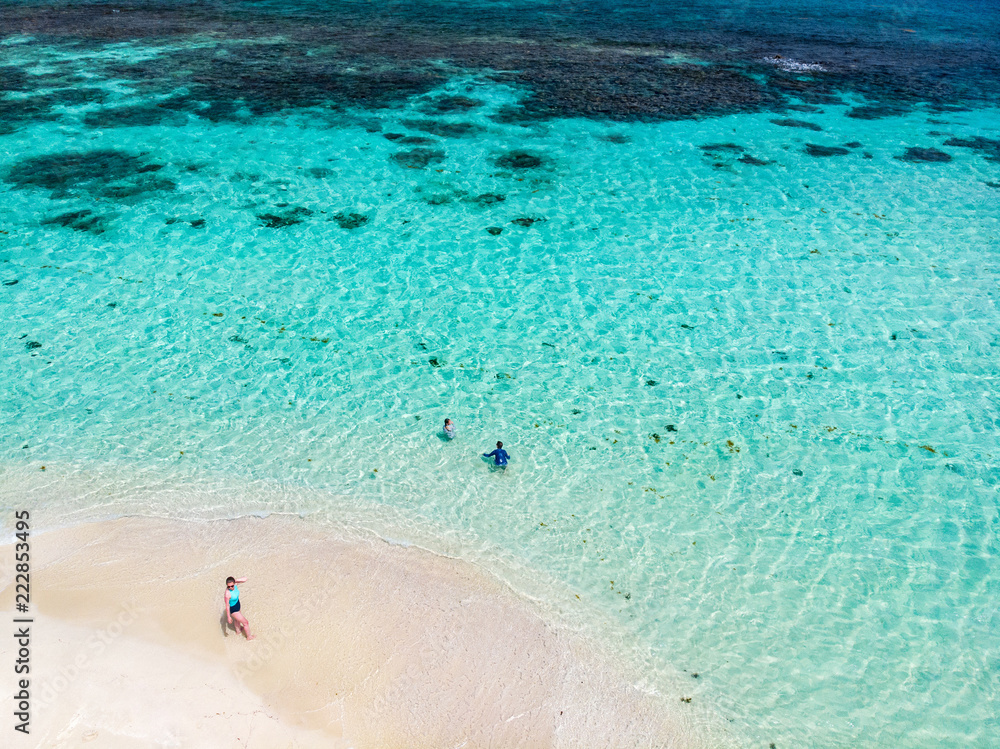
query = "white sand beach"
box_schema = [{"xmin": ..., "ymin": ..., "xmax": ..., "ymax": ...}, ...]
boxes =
[{"xmin": 1, "ymin": 516, "xmax": 730, "ymax": 748}]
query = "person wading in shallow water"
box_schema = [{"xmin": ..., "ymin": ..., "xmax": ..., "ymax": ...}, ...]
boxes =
[
  {"xmin": 225, "ymin": 576, "xmax": 254, "ymax": 640},
  {"xmin": 483, "ymin": 441, "xmax": 510, "ymax": 470}
]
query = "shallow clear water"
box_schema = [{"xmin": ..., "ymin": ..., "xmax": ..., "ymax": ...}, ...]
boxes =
[{"xmin": 2, "ymin": 1, "xmax": 999, "ymax": 746}]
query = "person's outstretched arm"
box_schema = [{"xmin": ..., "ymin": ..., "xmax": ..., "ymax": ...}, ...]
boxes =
[{"xmin": 234, "ymin": 577, "xmax": 248, "ymax": 583}]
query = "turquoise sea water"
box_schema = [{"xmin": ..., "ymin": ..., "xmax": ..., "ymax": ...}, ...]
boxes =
[{"xmin": 2, "ymin": 1, "xmax": 1000, "ymax": 746}]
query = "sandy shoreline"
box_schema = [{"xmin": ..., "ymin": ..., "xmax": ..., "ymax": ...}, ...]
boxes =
[{"xmin": 1, "ymin": 516, "xmax": 732, "ymax": 748}]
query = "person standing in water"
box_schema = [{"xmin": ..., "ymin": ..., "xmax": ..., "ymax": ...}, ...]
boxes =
[
  {"xmin": 443, "ymin": 418, "xmax": 457, "ymax": 440},
  {"xmin": 483, "ymin": 441, "xmax": 510, "ymax": 470},
  {"xmin": 225, "ymin": 576, "xmax": 254, "ymax": 640}
]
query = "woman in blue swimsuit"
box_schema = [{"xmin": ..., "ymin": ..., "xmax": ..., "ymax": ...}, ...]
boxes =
[{"xmin": 225, "ymin": 576, "xmax": 254, "ymax": 640}]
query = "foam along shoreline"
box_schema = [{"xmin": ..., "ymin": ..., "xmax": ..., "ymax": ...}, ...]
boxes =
[{"xmin": 0, "ymin": 516, "xmax": 731, "ymax": 748}]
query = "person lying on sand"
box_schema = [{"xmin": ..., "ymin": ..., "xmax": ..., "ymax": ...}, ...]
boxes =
[{"xmin": 225, "ymin": 576, "xmax": 255, "ymax": 640}]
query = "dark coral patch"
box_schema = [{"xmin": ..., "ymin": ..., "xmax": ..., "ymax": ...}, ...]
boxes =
[
  {"xmin": 42, "ymin": 209, "xmax": 110, "ymax": 234},
  {"xmin": 187, "ymin": 99, "xmax": 248, "ymax": 123},
  {"xmin": 511, "ymin": 216, "xmax": 546, "ymax": 227},
  {"xmin": 421, "ymin": 193, "xmax": 455, "ymax": 206},
  {"xmin": 98, "ymin": 174, "xmax": 175, "ymax": 200},
  {"xmin": 49, "ymin": 87, "xmax": 109, "ymax": 107},
  {"xmin": 153, "ymin": 95, "xmax": 246, "ymax": 122},
  {"xmin": 494, "ymin": 150, "xmax": 543, "ymax": 170},
  {"xmin": 944, "ymin": 136, "xmax": 1000, "ymax": 151},
  {"xmin": 486, "ymin": 226, "xmax": 504, "ymax": 235},
  {"xmin": 0, "ymin": 88, "xmax": 108, "ymax": 134},
  {"xmin": 0, "ymin": 66, "xmax": 28, "ymax": 93},
  {"xmin": 466, "ymin": 193, "xmax": 505, "ymax": 207},
  {"xmin": 332, "ymin": 211, "xmax": 368, "ymax": 229},
  {"xmin": 601, "ymin": 133, "xmax": 630, "ymax": 144},
  {"xmin": 943, "ymin": 137, "xmax": 1000, "ymax": 162},
  {"xmin": 390, "ymin": 148, "xmax": 445, "ymax": 169},
  {"xmin": 843, "ymin": 141, "xmax": 863, "ymax": 148},
  {"xmin": 382, "ymin": 133, "xmax": 406, "ymax": 141},
  {"xmin": 0, "ymin": 97, "xmax": 58, "ymax": 133},
  {"xmin": 26, "ymin": 341, "xmax": 42, "ymax": 350},
  {"xmin": 805, "ymin": 144, "xmax": 850, "ymax": 157},
  {"xmin": 765, "ymin": 73, "xmax": 844, "ymax": 107},
  {"xmin": 846, "ymin": 104, "xmax": 909, "ymax": 120},
  {"xmin": 84, "ymin": 101, "xmax": 186, "ymax": 128},
  {"xmin": 308, "ymin": 167, "xmax": 333, "ymax": 178},
  {"xmin": 701, "ymin": 142, "xmax": 766, "ymax": 166},
  {"xmin": 257, "ymin": 207, "xmax": 313, "ymax": 228},
  {"xmin": 700, "ymin": 143, "xmax": 743, "ymax": 153},
  {"xmin": 896, "ymin": 147, "xmax": 951, "ymax": 163},
  {"xmin": 3, "ymin": 279, "xmax": 18, "ymax": 286},
  {"xmin": 930, "ymin": 104, "xmax": 972, "ymax": 113},
  {"xmin": 770, "ymin": 118, "xmax": 822, "ymax": 131},
  {"xmin": 497, "ymin": 58, "xmax": 780, "ymax": 123},
  {"xmin": 397, "ymin": 135, "xmax": 438, "ymax": 145},
  {"xmin": 101, "ymin": 41, "xmax": 445, "ymax": 118},
  {"xmin": 985, "ymin": 181, "xmax": 1000, "ymax": 189},
  {"xmin": 401, "ymin": 119, "xmax": 480, "ymax": 138},
  {"xmin": 258, "ymin": 213, "xmax": 301, "ymax": 228},
  {"xmin": 417, "ymin": 95, "xmax": 482, "ymax": 114},
  {"xmin": 5, "ymin": 150, "xmax": 166, "ymax": 200},
  {"xmin": 163, "ymin": 215, "xmax": 199, "ymax": 227}
]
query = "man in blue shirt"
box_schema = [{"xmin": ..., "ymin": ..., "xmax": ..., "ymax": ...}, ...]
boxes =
[{"xmin": 483, "ymin": 441, "xmax": 510, "ymax": 470}]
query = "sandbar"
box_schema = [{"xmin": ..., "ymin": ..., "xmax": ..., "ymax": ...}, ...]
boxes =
[{"xmin": 1, "ymin": 516, "xmax": 734, "ymax": 747}]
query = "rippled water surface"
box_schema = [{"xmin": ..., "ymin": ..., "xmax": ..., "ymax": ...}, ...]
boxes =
[{"xmin": 2, "ymin": 1, "xmax": 999, "ymax": 746}]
